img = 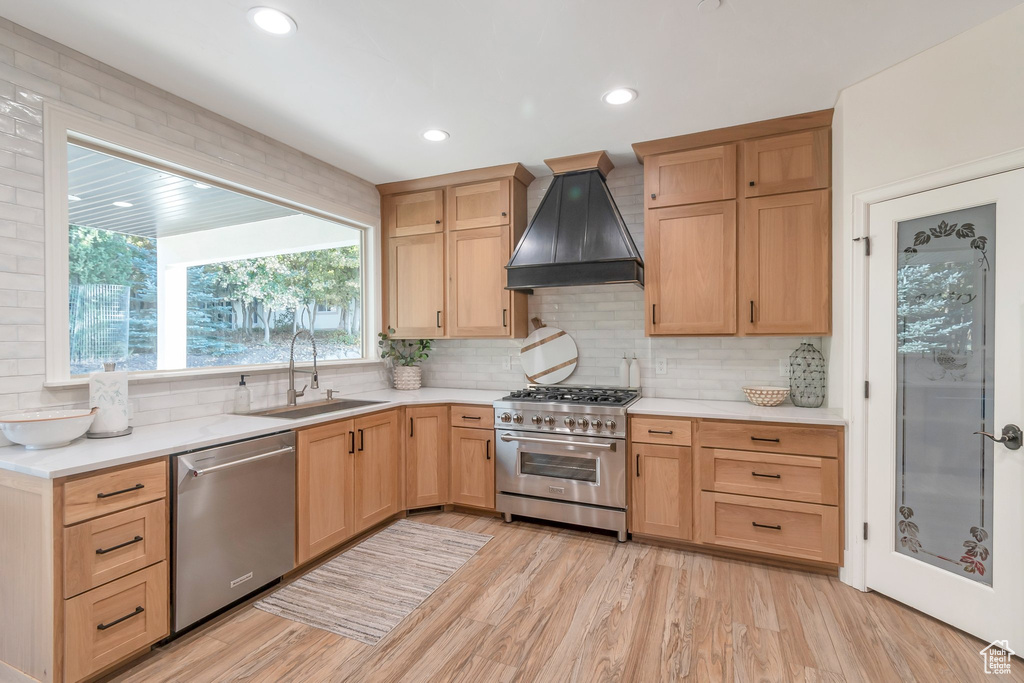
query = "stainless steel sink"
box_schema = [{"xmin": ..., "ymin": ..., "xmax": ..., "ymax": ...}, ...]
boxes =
[{"xmin": 249, "ymin": 398, "xmax": 386, "ymax": 420}]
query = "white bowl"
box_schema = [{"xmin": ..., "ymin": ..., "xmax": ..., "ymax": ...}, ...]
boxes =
[
  {"xmin": 742, "ymin": 386, "xmax": 790, "ymax": 407},
  {"xmin": 0, "ymin": 408, "xmax": 98, "ymax": 449}
]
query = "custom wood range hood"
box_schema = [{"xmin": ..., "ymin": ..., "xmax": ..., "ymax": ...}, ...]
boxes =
[{"xmin": 505, "ymin": 151, "xmax": 643, "ymax": 290}]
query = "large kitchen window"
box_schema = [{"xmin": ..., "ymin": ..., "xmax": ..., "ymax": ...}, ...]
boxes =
[{"xmin": 65, "ymin": 142, "xmax": 365, "ymax": 376}]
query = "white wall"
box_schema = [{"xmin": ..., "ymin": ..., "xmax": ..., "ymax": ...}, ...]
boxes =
[
  {"xmin": 424, "ymin": 165, "xmax": 824, "ymax": 401},
  {"xmin": 832, "ymin": 2, "xmax": 1024, "ymax": 415},
  {"xmin": 0, "ymin": 18, "xmax": 387, "ymax": 430}
]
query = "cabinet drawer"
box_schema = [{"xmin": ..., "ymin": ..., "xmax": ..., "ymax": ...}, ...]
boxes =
[
  {"xmin": 65, "ymin": 562, "xmax": 169, "ymax": 683},
  {"xmin": 631, "ymin": 416, "xmax": 692, "ymax": 446},
  {"xmin": 64, "ymin": 500, "xmax": 167, "ymax": 598},
  {"xmin": 699, "ymin": 449, "xmax": 838, "ymax": 505},
  {"xmin": 451, "ymin": 405, "xmax": 494, "ymax": 429},
  {"xmin": 64, "ymin": 460, "xmax": 168, "ymax": 525},
  {"xmin": 700, "ymin": 492, "xmax": 839, "ymax": 564},
  {"xmin": 699, "ymin": 421, "xmax": 838, "ymax": 458}
]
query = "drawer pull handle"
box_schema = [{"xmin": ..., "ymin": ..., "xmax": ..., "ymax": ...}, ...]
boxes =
[
  {"xmin": 461, "ymin": 415, "xmax": 482, "ymax": 420},
  {"xmin": 97, "ymin": 606, "xmax": 144, "ymax": 630},
  {"xmin": 96, "ymin": 535, "xmax": 144, "ymax": 555},
  {"xmin": 750, "ymin": 437, "xmax": 780, "ymax": 443},
  {"xmin": 96, "ymin": 483, "xmax": 144, "ymax": 499},
  {"xmin": 751, "ymin": 472, "xmax": 781, "ymax": 479},
  {"xmin": 648, "ymin": 429, "xmax": 674, "ymax": 435},
  {"xmin": 752, "ymin": 522, "xmax": 782, "ymax": 531}
]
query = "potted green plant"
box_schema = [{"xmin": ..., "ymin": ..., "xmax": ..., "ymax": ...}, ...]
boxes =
[{"xmin": 377, "ymin": 327, "xmax": 432, "ymax": 390}]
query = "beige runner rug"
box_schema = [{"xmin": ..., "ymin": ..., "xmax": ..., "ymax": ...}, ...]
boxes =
[{"xmin": 255, "ymin": 519, "xmax": 491, "ymax": 645}]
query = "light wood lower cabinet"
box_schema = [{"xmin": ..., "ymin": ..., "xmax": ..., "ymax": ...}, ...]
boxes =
[
  {"xmin": 353, "ymin": 411, "xmax": 401, "ymax": 533},
  {"xmin": 64, "ymin": 562, "xmax": 168, "ymax": 683},
  {"xmin": 450, "ymin": 426, "xmax": 495, "ymax": 509},
  {"xmin": 631, "ymin": 443, "xmax": 693, "ymax": 541},
  {"xmin": 296, "ymin": 419, "xmax": 355, "ymax": 565},
  {"xmin": 406, "ymin": 406, "xmax": 450, "ymax": 509}
]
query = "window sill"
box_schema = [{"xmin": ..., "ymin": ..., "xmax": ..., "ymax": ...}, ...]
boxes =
[{"xmin": 44, "ymin": 358, "xmax": 384, "ymax": 389}]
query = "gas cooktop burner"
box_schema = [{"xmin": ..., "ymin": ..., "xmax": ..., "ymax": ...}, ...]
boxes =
[{"xmin": 502, "ymin": 386, "xmax": 639, "ymax": 406}]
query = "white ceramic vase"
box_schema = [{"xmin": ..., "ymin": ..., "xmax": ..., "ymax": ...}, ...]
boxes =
[{"xmin": 393, "ymin": 365, "xmax": 422, "ymax": 391}]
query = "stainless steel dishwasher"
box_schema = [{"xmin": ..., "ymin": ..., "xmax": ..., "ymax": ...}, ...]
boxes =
[{"xmin": 172, "ymin": 431, "xmax": 295, "ymax": 633}]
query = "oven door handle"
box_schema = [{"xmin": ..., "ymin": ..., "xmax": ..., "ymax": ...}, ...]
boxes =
[{"xmin": 499, "ymin": 433, "xmax": 614, "ymax": 450}]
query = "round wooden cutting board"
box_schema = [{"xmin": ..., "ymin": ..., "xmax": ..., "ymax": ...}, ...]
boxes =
[{"xmin": 520, "ymin": 326, "xmax": 578, "ymax": 384}]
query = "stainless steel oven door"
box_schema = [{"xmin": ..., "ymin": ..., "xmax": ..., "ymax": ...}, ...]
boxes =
[{"xmin": 496, "ymin": 429, "xmax": 625, "ymax": 509}]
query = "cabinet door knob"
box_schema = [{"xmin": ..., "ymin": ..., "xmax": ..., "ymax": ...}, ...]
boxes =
[
  {"xmin": 650, "ymin": 193, "xmax": 656, "ymax": 200},
  {"xmin": 501, "ymin": 211, "xmax": 507, "ymax": 217},
  {"xmin": 435, "ymin": 219, "xmax": 441, "ymax": 224},
  {"xmin": 437, "ymin": 310, "xmax": 442, "ymax": 328}
]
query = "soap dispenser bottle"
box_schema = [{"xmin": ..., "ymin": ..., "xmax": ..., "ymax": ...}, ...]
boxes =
[
  {"xmin": 233, "ymin": 374, "xmax": 251, "ymax": 414},
  {"xmin": 629, "ymin": 354, "xmax": 641, "ymax": 388},
  {"xmin": 618, "ymin": 354, "xmax": 630, "ymax": 388}
]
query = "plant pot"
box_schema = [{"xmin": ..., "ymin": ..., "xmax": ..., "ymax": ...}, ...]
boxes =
[{"xmin": 393, "ymin": 365, "xmax": 422, "ymax": 391}]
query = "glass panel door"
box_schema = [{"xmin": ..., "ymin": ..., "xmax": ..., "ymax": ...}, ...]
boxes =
[{"xmin": 895, "ymin": 204, "xmax": 995, "ymax": 584}]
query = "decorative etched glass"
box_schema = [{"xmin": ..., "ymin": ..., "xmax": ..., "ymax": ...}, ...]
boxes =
[
  {"xmin": 895, "ymin": 204, "xmax": 995, "ymax": 585},
  {"xmin": 789, "ymin": 341, "xmax": 826, "ymax": 408}
]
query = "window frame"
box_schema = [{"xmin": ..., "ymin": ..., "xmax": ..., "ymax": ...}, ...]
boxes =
[{"xmin": 43, "ymin": 103, "xmax": 380, "ymax": 386}]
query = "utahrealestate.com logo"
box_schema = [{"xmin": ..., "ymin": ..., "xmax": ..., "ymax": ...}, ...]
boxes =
[{"xmin": 980, "ymin": 640, "xmax": 1015, "ymax": 675}]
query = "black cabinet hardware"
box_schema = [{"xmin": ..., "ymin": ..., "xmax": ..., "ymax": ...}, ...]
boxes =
[
  {"xmin": 96, "ymin": 483, "xmax": 144, "ymax": 499},
  {"xmin": 409, "ymin": 417, "xmax": 414, "ymax": 438},
  {"xmin": 502, "ymin": 308, "xmax": 507, "ymax": 327},
  {"xmin": 461, "ymin": 415, "xmax": 481, "ymax": 420},
  {"xmin": 650, "ymin": 193, "xmax": 656, "ymax": 200},
  {"xmin": 750, "ymin": 436, "xmax": 781, "ymax": 443},
  {"xmin": 749, "ymin": 300, "xmax": 755, "ymax": 324},
  {"xmin": 652, "ymin": 303, "xmax": 657, "ymax": 325},
  {"xmin": 435, "ymin": 219, "xmax": 441, "ymax": 224},
  {"xmin": 349, "ymin": 430, "xmax": 355, "ymax": 454},
  {"xmin": 751, "ymin": 522, "xmax": 782, "ymax": 530},
  {"xmin": 501, "ymin": 211, "xmax": 507, "ymax": 217},
  {"xmin": 749, "ymin": 181, "xmax": 755, "ymax": 187},
  {"xmin": 97, "ymin": 606, "xmax": 144, "ymax": 630},
  {"xmin": 751, "ymin": 472, "xmax": 781, "ymax": 479},
  {"xmin": 636, "ymin": 453, "xmax": 641, "ymax": 477},
  {"xmin": 358, "ymin": 429, "xmax": 364, "ymax": 451},
  {"xmin": 648, "ymin": 429, "xmax": 673, "ymax": 435},
  {"xmin": 437, "ymin": 310, "xmax": 442, "ymax": 328},
  {"xmin": 96, "ymin": 535, "xmax": 144, "ymax": 555},
  {"xmin": 485, "ymin": 439, "xmax": 491, "ymax": 460}
]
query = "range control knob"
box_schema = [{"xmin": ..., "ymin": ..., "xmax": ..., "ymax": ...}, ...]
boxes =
[
  {"xmin": 500, "ymin": 412, "xmax": 512, "ymax": 423},
  {"xmin": 606, "ymin": 419, "xmax": 617, "ymax": 432},
  {"xmin": 577, "ymin": 417, "xmax": 590, "ymax": 430},
  {"xmin": 531, "ymin": 414, "xmax": 542, "ymax": 425},
  {"xmin": 592, "ymin": 419, "xmax": 603, "ymax": 430},
  {"xmin": 512, "ymin": 413, "xmax": 524, "ymax": 424},
  {"xmin": 564, "ymin": 417, "xmax": 576, "ymax": 429},
  {"xmin": 544, "ymin": 416, "xmax": 555, "ymax": 426}
]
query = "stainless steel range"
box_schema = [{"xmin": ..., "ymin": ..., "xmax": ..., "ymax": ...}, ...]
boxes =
[{"xmin": 494, "ymin": 386, "xmax": 639, "ymax": 542}]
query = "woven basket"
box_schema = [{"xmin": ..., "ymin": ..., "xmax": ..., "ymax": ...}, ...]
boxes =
[
  {"xmin": 742, "ymin": 386, "xmax": 789, "ymax": 407},
  {"xmin": 393, "ymin": 365, "xmax": 422, "ymax": 391}
]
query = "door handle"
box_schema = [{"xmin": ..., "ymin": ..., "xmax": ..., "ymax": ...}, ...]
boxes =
[
  {"xmin": 409, "ymin": 417, "xmax": 414, "ymax": 438},
  {"xmin": 358, "ymin": 428, "xmax": 364, "ymax": 452},
  {"xmin": 636, "ymin": 453, "xmax": 640, "ymax": 477},
  {"xmin": 749, "ymin": 300, "xmax": 755, "ymax": 324},
  {"xmin": 975, "ymin": 424, "xmax": 1022, "ymax": 450},
  {"xmin": 349, "ymin": 430, "xmax": 355, "ymax": 454},
  {"xmin": 499, "ymin": 433, "xmax": 614, "ymax": 450},
  {"xmin": 652, "ymin": 303, "xmax": 656, "ymax": 326},
  {"xmin": 181, "ymin": 447, "xmax": 294, "ymax": 477},
  {"xmin": 437, "ymin": 311, "xmax": 442, "ymax": 328},
  {"xmin": 502, "ymin": 309, "xmax": 508, "ymax": 327},
  {"xmin": 486, "ymin": 439, "xmax": 491, "ymax": 460}
]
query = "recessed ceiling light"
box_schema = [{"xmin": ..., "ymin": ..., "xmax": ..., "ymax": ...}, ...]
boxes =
[
  {"xmin": 602, "ymin": 88, "xmax": 638, "ymax": 105},
  {"xmin": 193, "ymin": 182, "xmax": 212, "ymax": 189},
  {"xmin": 422, "ymin": 129, "xmax": 450, "ymax": 142},
  {"xmin": 112, "ymin": 201, "xmax": 134, "ymax": 208},
  {"xmin": 67, "ymin": 194, "xmax": 81, "ymax": 201},
  {"xmin": 247, "ymin": 7, "xmax": 297, "ymax": 35}
]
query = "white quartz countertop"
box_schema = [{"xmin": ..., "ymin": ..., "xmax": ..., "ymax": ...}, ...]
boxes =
[
  {"xmin": 628, "ymin": 397, "xmax": 845, "ymax": 426},
  {"xmin": 0, "ymin": 388, "xmax": 845, "ymax": 479},
  {"xmin": 0, "ymin": 388, "xmax": 503, "ymax": 479}
]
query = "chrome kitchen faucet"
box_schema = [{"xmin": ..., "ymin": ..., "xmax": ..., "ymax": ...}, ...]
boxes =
[{"xmin": 287, "ymin": 329, "xmax": 319, "ymax": 405}]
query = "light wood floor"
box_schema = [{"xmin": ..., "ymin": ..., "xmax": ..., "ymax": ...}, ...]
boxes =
[{"xmin": 109, "ymin": 512, "xmax": 1020, "ymax": 682}]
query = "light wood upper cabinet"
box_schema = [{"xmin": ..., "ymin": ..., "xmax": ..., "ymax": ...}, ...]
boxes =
[
  {"xmin": 645, "ymin": 144, "xmax": 736, "ymax": 209},
  {"xmin": 385, "ymin": 189, "xmax": 444, "ymax": 237},
  {"xmin": 406, "ymin": 406, "xmax": 450, "ymax": 509},
  {"xmin": 740, "ymin": 190, "xmax": 830, "ymax": 335},
  {"xmin": 645, "ymin": 201, "xmax": 736, "ymax": 335},
  {"xmin": 353, "ymin": 411, "xmax": 401, "ymax": 533},
  {"xmin": 743, "ymin": 129, "xmax": 829, "ymax": 197},
  {"xmin": 448, "ymin": 225, "xmax": 512, "ymax": 337},
  {"xmin": 296, "ymin": 419, "xmax": 354, "ymax": 564},
  {"xmin": 631, "ymin": 442, "xmax": 693, "ymax": 541},
  {"xmin": 448, "ymin": 179, "xmax": 510, "ymax": 230},
  {"xmin": 450, "ymin": 426, "xmax": 495, "ymax": 509},
  {"xmin": 387, "ymin": 233, "xmax": 446, "ymax": 338}
]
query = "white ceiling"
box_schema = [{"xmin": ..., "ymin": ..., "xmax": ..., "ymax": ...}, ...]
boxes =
[{"xmin": 1, "ymin": 1, "xmax": 1020, "ymax": 183}]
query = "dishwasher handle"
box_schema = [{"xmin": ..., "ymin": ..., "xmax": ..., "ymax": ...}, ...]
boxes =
[{"xmin": 181, "ymin": 446, "xmax": 294, "ymax": 477}]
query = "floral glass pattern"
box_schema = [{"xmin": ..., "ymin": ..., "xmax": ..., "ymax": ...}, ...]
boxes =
[{"xmin": 895, "ymin": 204, "xmax": 995, "ymax": 585}]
